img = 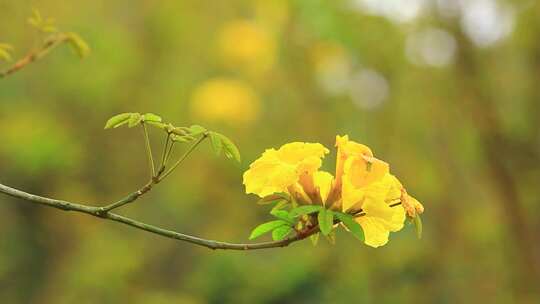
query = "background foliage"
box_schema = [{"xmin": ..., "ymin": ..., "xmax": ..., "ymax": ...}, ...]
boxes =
[{"xmin": 1, "ymin": 0, "xmax": 540, "ymax": 303}]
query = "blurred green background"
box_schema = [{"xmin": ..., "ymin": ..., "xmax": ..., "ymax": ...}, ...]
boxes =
[{"xmin": 1, "ymin": 0, "xmax": 540, "ymax": 303}]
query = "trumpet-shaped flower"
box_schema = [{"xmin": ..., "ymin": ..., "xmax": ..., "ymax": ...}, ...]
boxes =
[
  {"xmin": 243, "ymin": 135, "xmax": 424, "ymax": 248},
  {"xmin": 351, "ymin": 174, "xmax": 406, "ymax": 247},
  {"xmin": 243, "ymin": 142, "xmax": 329, "ymax": 198}
]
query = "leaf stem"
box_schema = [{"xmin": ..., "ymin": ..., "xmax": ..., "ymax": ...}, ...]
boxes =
[
  {"xmin": 142, "ymin": 123, "xmax": 155, "ymax": 177},
  {"xmin": 159, "ymin": 133, "xmax": 171, "ymax": 171},
  {"xmin": 164, "ymin": 140, "xmax": 175, "ymax": 165},
  {"xmin": 158, "ymin": 133, "xmax": 208, "ymax": 182}
]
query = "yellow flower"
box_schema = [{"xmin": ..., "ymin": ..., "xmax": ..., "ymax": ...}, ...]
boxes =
[
  {"xmin": 243, "ymin": 135, "xmax": 424, "ymax": 248},
  {"xmin": 217, "ymin": 20, "xmax": 276, "ymax": 74},
  {"xmin": 351, "ymin": 174, "xmax": 406, "ymax": 247},
  {"xmin": 190, "ymin": 78, "xmax": 260, "ymax": 126},
  {"xmin": 243, "ymin": 142, "xmax": 330, "ymax": 198}
]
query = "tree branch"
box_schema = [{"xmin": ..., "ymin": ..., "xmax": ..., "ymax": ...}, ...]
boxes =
[
  {"xmin": 97, "ymin": 180, "xmax": 155, "ymax": 214},
  {"xmin": 0, "ymin": 33, "xmax": 69, "ymax": 78},
  {"xmin": 0, "ymin": 182, "xmax": 317, "ymax": 250}
]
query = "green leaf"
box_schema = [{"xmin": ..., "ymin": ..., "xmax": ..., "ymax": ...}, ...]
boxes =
[
  {"xmin": 0, "ymin": 43, "xmax": 13, "ymax": 49},
  {"xmin": 270, "ymin": 200, "xmax": 290, "ymax": 212},
  {"xmin": 128, "ymin": 113, "xmax": 142, "ymax": 127},
  {"xmin": 272, "ymin": 226, "xmax": 292, "ymax": 241},
  {"xmin": 0, "ymin": 43, "xmax": 13, "ymax": 62},
  {"xmin": 189, "ymin": 125, "xmax": 207, "ymax": 136},
  {"xmin": 335, "ymin": 212, "xmax": 364, "ymax": 241},
  {"xmin": 104, "ymin": 113, "xmax": 132, "ymax": 129},
  {"xmin": 169, "ymin": 126, "xmax": 189, "ymax": 136},
  {"xmin": 142, "ymin": 113, "xmax": 162, "ymax": 123},
  {"xmin": 28, "ymin": 8, "xmax": 42, "ymax": 28},
  {"xmin": 289, "ymin": 205, "xmax": 322, "ymax": 217},
  {"xmin": 66, "ymin": 32, "xmax": 90, "ymax": 58},
  {"xmin": 249, "ymin": 220, "xmax": 289, "ymax": 240},
  {"xmin": 214, "ymin": 133, "xmax": 241, "ymax": 163},
  {"xmin": 270, "ymin": 209, "xmax": 294, "ymax": 224},
  {"xmin": 318, "ymin": 208, "xmax": 334, "ymax": 236},
  {"xmin": 414, "ymin": 214, "xmax": 423, "ymax": 239},
  {"xmin": 171, "ymin": 134, "xmax": 195, "ymax": 143},
  {"xmin": 209, "ymin": 132, "xmax": 223, "ymax": 156},
  {"xmin": 0, "ymin": 48, "xmax": 12, "ymax": 62},
  {"xmin": 146, "ymin": 121, "xmax": 166, "ymax": 129}
]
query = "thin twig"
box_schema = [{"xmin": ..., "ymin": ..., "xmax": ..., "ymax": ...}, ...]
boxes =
[
  {"xmin": 164, "ymin": 140, "xmax": 175, "ymax": 164},
  {"xmin": 0, "ymin": 33, "xmax": 69, "ymax": 78},
  {"xmin": 0, "ymin": 182, "xmax": 316, "ymax": 250},
  {"xmin": 159, "ymin": 133, "xmax": 171, "ymax": 171},
  {"xmin": 158, "ymin": 134, "xmax": 207, "ymax": 182},
  {"xmin": 142, "ymin": 123, "xmax": 155, "ymax": 177},
  {"xmin": 97, "ymin": 180, "xmax": 154, "ymax": 214}
]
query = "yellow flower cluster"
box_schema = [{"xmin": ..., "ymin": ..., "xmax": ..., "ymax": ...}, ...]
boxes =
[{"xmin": 243, "ymin": 135, "xmax": 424, "ymax": 248}]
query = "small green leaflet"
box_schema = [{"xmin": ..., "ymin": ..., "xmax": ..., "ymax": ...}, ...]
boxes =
[
  {"xmin": 0, "ymin": 43, "xmax": 13, "ymax": 62},
  {"xmin": 28, "ymin": 8, "xmax": 58, "ymax": 34},
  {"xmin": 171, "ymin": 134, "xmax": 195, "ymax": 143},
  {"xmin": 189, "ymin": 125, "xmax": 207, "ymax": 136},
  {"xmin": 208, "ymin": 132, "xmax": 241, "ymax": 163},
  {"xmin": 249, "ymin": 220, "xmax": 289, "ymax": 240},
  {"xmin": 218, "ymin": 133, "xmax": 241, "ymax": 163},
  {"xmin": 66, "ymin": 32, "xmax": 90, "ymax": 58},
  {"xmin": 142, "ymin": 113, "xmax": 162, "ymax": 123},
  {"xmin": 169, "ymin": 126, "xmax": 189, "ymax": 135},
  {"xmin": 272, "ymin": 226, "xmax": 292, "ymax": 241},
  {"xmin": 414, "ymin": 214, "xmax": 423, "ymax": 239},
  {"xmin": 104, "ymin": 113, "xmax": 132, "ymax": 129},
  {"xmin": 270, "ymin": 209, "xmax": 294, "ymax": 224},
  {"xmin": 270, "ymin": 200, "xmax": 289, "ymax": 212},
  {"xmin": 289, "ymin": 205, "xmax": 322, "ymax": 217},
  {"xmin": 128, "ymin": 113, "xmax": 142, "ymax": 127},
  {"xmin": 209, "ymin": 132, "xmax": 223, "ymax": 156},
  {"xmin": 318, "ymin": 208, "xmax": 334, "ymax": 236},
  {"xmin": 335, "ymin": 212, "xmax": 364, "ymax": 241},
  {"xmin": 142, "ymin": 113, "xmax": 164, "ymax": 129},
  {"xmin": 106, "ymin": 112, "xmax": 162, "ymax": 129}
]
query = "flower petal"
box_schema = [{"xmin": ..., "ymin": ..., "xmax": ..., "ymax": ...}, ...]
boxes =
[
  {"xmin": 313, "ymin": 171, "xmax": 334, "ymax": 204},
  {"xmin": 243, "ymin": 142, "xmax": 329, "ymax": 198},
  {"xmin": 356, "ymin": 204, "xmax": 405, "ymax": 247},
  {"xmin": 341, "ymin": 156, "xmax": 389, "ymax": 211}
]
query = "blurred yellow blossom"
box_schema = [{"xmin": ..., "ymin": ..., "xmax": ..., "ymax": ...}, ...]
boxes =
[
  {"xmin": 190, "ymin": 78, "xmax": 260, "ymax": 126},
  {"xmin": 217, "ymin": 20, "xmax": 277, "ymax": 74},
  {"xmin": 243, "ymin": 135, "xmax": 424, "ymax": 248}
]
